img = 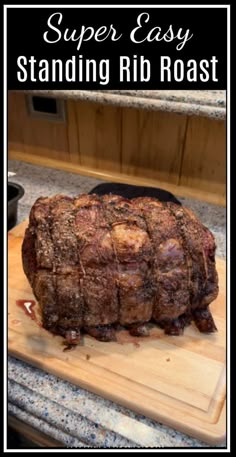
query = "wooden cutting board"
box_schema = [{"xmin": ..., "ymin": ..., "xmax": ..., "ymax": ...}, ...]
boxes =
[{"xmin": 8, "ymin": 221, "xmax": 226, "ymax": 445}]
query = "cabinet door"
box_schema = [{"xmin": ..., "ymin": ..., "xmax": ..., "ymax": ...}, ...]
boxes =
[
  {"xmin": 180, "ymin": 117, "xmax": 226, "ymax": 198},
  {"xmin": 121, "ymin": 107, "xmax": 188, "ymax": 185},
  {"xmin": 72, "ymin": 100, "xmax": 122, "ymax": 172},
  {"xmin": 8, "ymin": 92, "xmax": 69, "ymax": 162}
]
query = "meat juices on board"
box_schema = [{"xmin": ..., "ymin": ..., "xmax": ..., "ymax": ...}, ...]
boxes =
[{"xmin": 22, "ymin": 194, "xmax": 219, "ymax": 343}]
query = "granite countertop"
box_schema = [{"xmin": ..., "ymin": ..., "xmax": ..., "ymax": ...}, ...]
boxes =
[
  {"xmin": 8, "ymin": 160, "xmax": 226, "ymax": 449},
  {"xmin": 20, "ymin": 90, "xmax": 226, "ymax": 120}
]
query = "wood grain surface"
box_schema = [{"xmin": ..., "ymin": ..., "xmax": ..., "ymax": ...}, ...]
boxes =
[
  {"xmin": 8, "ymin": 92, "xmax": 226, "ymax": 206},
  {"xmin": 8, "ymin": 92, "xmax": 69, "ymax": 162},
  {"xmin": 8, "ymin": 221, "xmax": 226, "ymax": 445},
  {"xmin": 180, "ymin": 117, "xmax": 226, "ymax": 197},
  {"xmin": 121, "ymin": 107, "xmax": 187, "ymax": 184}
]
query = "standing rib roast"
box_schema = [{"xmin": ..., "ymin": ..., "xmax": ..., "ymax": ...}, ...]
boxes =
[{"xmin": 22, "ymin": 194, "xmax": 219, "ymax": 343}]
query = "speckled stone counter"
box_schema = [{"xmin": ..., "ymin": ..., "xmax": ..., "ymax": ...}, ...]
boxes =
[
  {"xmin": 20, "ymin": 90, "xmax": 226, "ymax": 120},
  {"xmin": 8, "ymin": 160, "xmax": 226, "ymax": 449}
]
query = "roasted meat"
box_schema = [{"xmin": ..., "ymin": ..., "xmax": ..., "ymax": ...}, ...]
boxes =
[{"xmin": 22, "ymin": 194, "xmax": 219, "ymax": 343}]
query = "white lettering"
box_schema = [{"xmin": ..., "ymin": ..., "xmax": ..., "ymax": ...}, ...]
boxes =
[
  {"xmin": 120, "ymin": 56, "xmax": 131, "ymax": 82},
  {"xmin": 176, "ymin": 28, "xmax": 193, "ymax": 51},
  {"xmin": 140, "ymin": 56, "xmax": 151, "ymax": 82},
  {"xmin": 130, "ymin": 13, "xmax": 193, "ymax": 50},
  {"xmin": 199, "ymin": 60, "xmax": 210, "ymax": 82},
  {"xmin": 186, "ymin": 60, "xmax": 197, "ymax": 82},
  {"xmin": 160, "ymin": 56, "xmax": 218, "ymax": 83},
  {"xmin": 174, "ymin": 60, "xmax": 184, "ymax": 81},
  {"xmin": 99, "ymin": 59, "xmax": 110, "ymax": 85},
  {"xmin": 17, "ymin": 56, "xmax": 28, "ymax": 82},
  {"xmin": 43, "ymin": 13, "xmax": 122, "ymax": 51},
  {"xmin": 210, "ymin": 56, "xmax": 218, "ymax": 82},
  {"xmin": 65, "ymin": 56, "xmax": 75, "ymax": 82},
  {"xmin": 120, "ymin": 55, "xmax": 151, "ymax": 82},
  {"xmin": 160, "ymin": 56, "xmax": 171, "ymax": 81},
  {"xmin": 39, "ymin": 60, "xmax": 49, "ymax": 81},
  {"xmin": 52, "ymin": 59, "xmax": 63, "ymax": 82},
  {"xmin": 43, "ymin": 12, "xmax": 62, "ymax": 44},
  {"xmin": 29, "ymin": 56, "xmax": 37, "ymax": 82}
]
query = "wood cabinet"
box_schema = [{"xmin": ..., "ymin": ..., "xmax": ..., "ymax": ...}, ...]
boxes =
[{"xmin": 8, "ymin": 92, "xmax": 226, "ymax": 205}]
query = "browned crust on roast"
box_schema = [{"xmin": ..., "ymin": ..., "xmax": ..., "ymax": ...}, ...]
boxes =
[
  {"xmin": 22, "ymin": 227, "xmax": 37, "ymax": 289},
  {"xmin": 22, "ymin": 194, "xmax": 219, "ymax": 341},
  {"xmin": 133, "ymin": 198, "xmax": 190, "ymax": 322}
]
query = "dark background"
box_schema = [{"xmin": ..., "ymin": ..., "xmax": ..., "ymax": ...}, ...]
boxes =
[{"xmin": 7, "ymin": 7, "xmax": 227, "ymax": 89}]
